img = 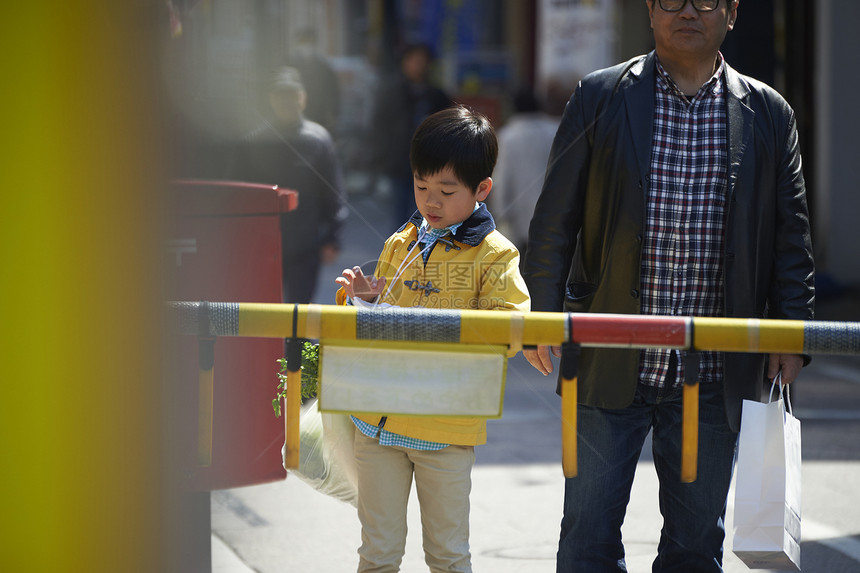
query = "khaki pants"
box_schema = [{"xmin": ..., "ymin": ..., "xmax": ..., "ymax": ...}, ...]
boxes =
[{"xmin": 354, "ymin": 431, "xmax": 475, "ymax": 573}]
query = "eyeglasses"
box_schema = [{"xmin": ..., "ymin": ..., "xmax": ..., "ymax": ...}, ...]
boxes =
[{"xmin": 657, "ymin": 0, "xmax": 721, "ymax": 12}]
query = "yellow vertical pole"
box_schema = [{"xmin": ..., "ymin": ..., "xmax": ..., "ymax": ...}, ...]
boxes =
[
  {"xmin": 560, "ymin": 342, "xmax": 580, "ymax": 478},
  {"xmin": 284, "ymin": 368, "xmax": 301, "ymax": 469},
  {"xmin": 681, "ymin": 352, "xmax": 700, "ymax": 483},
  {"xmin": 681, "ymin": 383, "xmax": 698, "ymax": 482},
  {"xmin": 283, "ymin": 327, "xmax": 302, "ymax": 469},
  {"xmin": 561, "ymin": 375, "xmax": 578, "ymax": 478}
]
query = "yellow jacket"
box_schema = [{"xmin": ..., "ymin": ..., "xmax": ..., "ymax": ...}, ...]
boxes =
[{"xmin": 336, "ymin": 205, "xmax": 530, "ymax": 445}]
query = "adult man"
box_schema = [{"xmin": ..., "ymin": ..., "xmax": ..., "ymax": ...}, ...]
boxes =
[
  {"xmin": 523, "ymin": 1, "xmax": 814, "ymax": 571},
  {"xmin": 229, "ymin": 67, "xmax": 345, "ymax": 304}
]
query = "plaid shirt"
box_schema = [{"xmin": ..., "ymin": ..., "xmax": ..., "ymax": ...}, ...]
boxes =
[
  {"xmin": 639, "ymin": 55, "xmax": 728, "ymax": 388},
  {"xmin": 418, "ymin": 217, "xmax": 466, "ymax": 263}
]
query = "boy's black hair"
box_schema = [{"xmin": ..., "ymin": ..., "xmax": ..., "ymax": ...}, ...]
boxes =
[{"xmin": 410, "ymin": 105, "xmax": 498, "ymax": 193}]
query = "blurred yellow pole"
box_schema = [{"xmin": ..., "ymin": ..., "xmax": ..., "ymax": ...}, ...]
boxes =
[
  {"xmin": 196, "ymin": 304, "xmax": 216, "ymax": 467},
  {"xmin": 197, "ymin": 367, "xmax": 215, "ymax": 467},
  {"xmin": 1, "ymin": 2, "xmax": 169, "ymax": 570}
]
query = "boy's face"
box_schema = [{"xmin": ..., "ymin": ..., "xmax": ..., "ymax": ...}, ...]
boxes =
[{"xmin": 414, "ymin": 166, "xmax": 491, "ymax": 229}]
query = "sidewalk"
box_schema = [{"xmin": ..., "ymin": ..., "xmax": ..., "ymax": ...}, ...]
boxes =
[
  {"xmin": 212, "ymin": 349, "xmax": 860, "ymax": 572},
  {"xmin": 212, "ymin": 534, "xmax": 253, "ymax": 573}
]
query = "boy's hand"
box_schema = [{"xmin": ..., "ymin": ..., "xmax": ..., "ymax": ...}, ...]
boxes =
[{"xmin": 335, "ymin": 266, "xmax": 386, "ymax": 303}]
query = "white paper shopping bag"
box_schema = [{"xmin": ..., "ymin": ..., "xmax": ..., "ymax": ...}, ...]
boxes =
[{"xmin": 732, "ymin": 374, "xmax": 802, "ymax": 570}]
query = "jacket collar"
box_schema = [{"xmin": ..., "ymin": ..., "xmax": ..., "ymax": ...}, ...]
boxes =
[
  {"xmin": 723, "ymin": 63, "xmax": 754, "ymax": 194},
  {"xmin": 402, "ymin": 203, "xmax": 496, "ymax": 247},
  {"xmin": 623, "ymin": 52, "xmax": 657, "ymax": 186},
  {"xmin": 621, "ymin": 51, "xmax": 753, "ymax": 198}
]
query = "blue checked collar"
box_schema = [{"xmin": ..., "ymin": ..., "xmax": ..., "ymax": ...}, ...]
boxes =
[{"xmin": 402, "ymin": 202, "xmax": 496, "ymax": 248}]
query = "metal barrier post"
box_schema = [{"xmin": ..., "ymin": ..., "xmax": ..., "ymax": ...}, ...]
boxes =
[
  {"xmin": 283, "ymin": 306, "xmax": 302, "ymax": 469},
  {"xmin": 560, "ymin": 342, "xmax": 580, "ymax": 478},
  {"xmin": 681, "ymin": 351, "xmax": 700, "ymax": 483}
]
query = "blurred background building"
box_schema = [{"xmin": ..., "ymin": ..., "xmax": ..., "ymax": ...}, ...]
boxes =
[{"xmin": 162, "ymin": 0, "xmax": 859, "ymax": 292}]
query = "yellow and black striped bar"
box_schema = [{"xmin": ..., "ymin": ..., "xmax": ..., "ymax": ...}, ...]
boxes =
[
  {"xmin": 168, "ymin": 302, "xmax": 860, "ymax": 355},
  {"xmin": 168, "ymin": 302, "xmax": 860, "ymax": 477},
  {"xmin": 168, "ymin": 302, "xmax": 568, "ymax": 347}
]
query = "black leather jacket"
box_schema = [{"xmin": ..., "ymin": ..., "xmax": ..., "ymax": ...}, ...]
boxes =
[{"xmin": 523, "ymin": 52, "xmax": 814, "ymax": 430}]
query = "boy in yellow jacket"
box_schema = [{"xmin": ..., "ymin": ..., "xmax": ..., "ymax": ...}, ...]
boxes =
[{"xmin": 335, "ymin": 105, "xmax": 530, "ymax": 572}]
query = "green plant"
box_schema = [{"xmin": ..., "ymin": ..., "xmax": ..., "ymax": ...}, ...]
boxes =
[{"xmin": 272, "ymin": 341, "xmax": 320, "ymax": 417}]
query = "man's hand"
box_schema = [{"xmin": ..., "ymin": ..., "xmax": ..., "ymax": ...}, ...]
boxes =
[
  {"xmin": 524, "ymin": 344, "xmax": 562, "ymax": 376},
  {"xmin": 320, "ymin": 243, "xmax": 339, "ymax": 264},
  {"xmin": 768, "ymin": 353, "xmax": 804, "ymax": 384},
  {"xmin": 335, "ymin": 266, "xmax": 386, "ymax": 303}
]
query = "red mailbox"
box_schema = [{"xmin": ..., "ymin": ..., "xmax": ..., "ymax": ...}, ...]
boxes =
[{"xmin": 165, "ymin": 179, "xmax": 298, "ymax": 491}]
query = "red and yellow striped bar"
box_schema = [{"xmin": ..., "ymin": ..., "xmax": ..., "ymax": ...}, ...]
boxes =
[{"xmin": 179, "ymin": 303, "xmax": 857, "ymax": 355}]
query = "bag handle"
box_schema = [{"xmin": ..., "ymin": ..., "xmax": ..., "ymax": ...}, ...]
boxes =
[{"xmin": 767, "ymin": 370, "xmax": 793, "ymax": 416}]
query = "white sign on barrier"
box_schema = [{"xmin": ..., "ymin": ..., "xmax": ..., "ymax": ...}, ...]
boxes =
[{"xmin": 318, "ymin": 341, "xmax": 507, "ymax": 418}]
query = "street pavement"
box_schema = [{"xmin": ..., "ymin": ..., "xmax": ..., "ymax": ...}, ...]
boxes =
[{"xmin": 211, "ymin": 190, "xmax": 860, "ymax": 572}]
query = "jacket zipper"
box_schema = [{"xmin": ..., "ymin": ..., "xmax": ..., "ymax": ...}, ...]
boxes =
[{"xmin": 376, "ymin": 416, "xmax": 387, "ymax": 437}]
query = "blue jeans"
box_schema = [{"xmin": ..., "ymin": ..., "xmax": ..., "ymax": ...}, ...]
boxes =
[{"xmin": 557, "ymin": 382, "xmax": 738, "ymax": 572}]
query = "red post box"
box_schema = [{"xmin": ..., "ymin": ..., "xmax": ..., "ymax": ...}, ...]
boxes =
[{"xmin": 165, "ymin": 179, "xmax": 298, "ymax": 491}]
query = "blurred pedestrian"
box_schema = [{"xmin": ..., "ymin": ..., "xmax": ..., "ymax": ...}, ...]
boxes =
[
  {"xmin": 369, "ymin": 43, "xmax": 452, "ymax": 224},
  {"xmin": 490, "ymin": 87, "xmax": 559, "ymax": 254},
  {"xmin": 229, "ymin": 67, "xmax": 346, "ymax": 304},
  {"xmin": 523, "ymin": 1, "xmax": 815, "ymax": 571},
  {"xmin": 287, "ymin": 27, "xmax": 341, "ymax": 135}
]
